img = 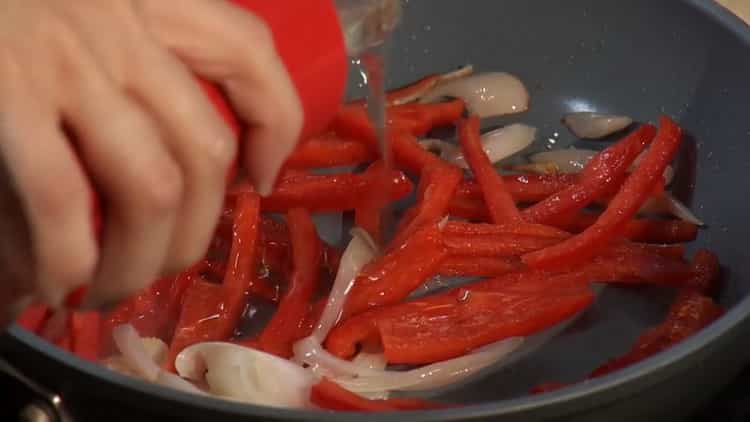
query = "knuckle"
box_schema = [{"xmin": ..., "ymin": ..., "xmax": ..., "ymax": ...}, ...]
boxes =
[
  {"xmin": 230, "ymin": 8, "xmax": 275, "ymax": 52},
  {"xmin": 202, "ymin": 134, "xmax": 237, "ymax": 176},
  {"xmin": 134, "ymin": 159, "xmax": 184, "ymax": 217}
]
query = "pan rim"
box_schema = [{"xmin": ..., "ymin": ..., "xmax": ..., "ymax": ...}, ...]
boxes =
[{"xmin": 7, "ymin": 0, "xmax": 750, "ymax": 420}]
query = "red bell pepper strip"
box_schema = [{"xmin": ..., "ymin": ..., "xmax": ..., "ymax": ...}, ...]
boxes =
[
  {"xmin": 448, "ymin": 174, "xmax": 579, "ymax": 221},
  {"xmin": 285, "ymin": 135, "xmax": 376, "ymax": 169},
  {"xmin": 589, "ymin": 290, "xmax": 723, "ymax": 378},
  {"xmin": 388, "ymin": 163, "xmax": 462, "ymax": 250},
  {"xmin": 261, "ymin": 170, "xmax": 413, "ymax": 212},
  {"xmin": 458, "ymin": 174, "xmax": 579, "ymax": 204},
  {"xmin": 438, "ymin": 256, "xmax": 522, "ymax": 277},
  {"xmin": 552, "ymin": 212, "xmax": 699, "ymax": 244},
  {"xmin": 310, "ymin": 379, "xmax": 450, "ymax": 412},
  {"xmin": 443, "ymin": 232, "xmax": 562, "ymax": 257},
  {"xmin": 388, "ymin": 100, "xmax": 466, "ymax": 135},
  {"xmin": 259, "ymin": 209, "xmax": 322, "ymax": 358},
  {"xmin": 16, "ymin": 304, "xmax": 49, "ymax": 334},
  {"xmin": 333, "ymin": 100, "xmax": 465, "ymax": 139},
  {"xmin": 71, "ymin": 311, "xmax": 100, "ymax": 362},
  {"xmin": 166, "ymin": 281, "xmax": 225, "ymax": 371},
  {"xmin": 327, "ymin": 270, "xmax": 595, "ymax": 364},
  {"xmin": 522, "ymin": 124, "xmax": 656, "ymax": 224},
  {"xmin": 332, "ymin": 106, "xmax": 446, "ymax": 175},
  {"xmin": 161, "ymin": 271, "xmax": 202, "ymax": 342},
  {"xmin": 225, "ymin": 191, "xmax": 268, "ymax": 300},
  {"xmin": 56, "ymin": 335, "xmax": 73, "ymax": 352},
  {"xmin": 685, "ymin": 249, "xmax": 721, "ymax": 297},
  {"xmin": 354, "ymin": 161, "xmax": 394, "ymax": 246},
  {"xmin": 523, "ymin": 116, "xmax": 683, "ymax": 270},
  {"xmin": 534, "ymin": 282, "xmax": 724, "ymax": 391},
  {"xmin": 582, "ymin": 251, "xmax": 695, "ymax": 286},
  {"xmin": 341, "ymin": 222, "xmax": 448, "ymax": 320},
  {"xmin": 167, "ymin": 192, "xmax": 261, "ymax": 368},
  {"xmin": 443, "ymin": 221, "xmax": 569, "ymax": 239},
  {"xmin": 457, "ymin": 116, "xmax": 522, "ymax": 223},
  {"xmin": 447, "ymin": 196, "xmax": 489, "ymax": 221}
]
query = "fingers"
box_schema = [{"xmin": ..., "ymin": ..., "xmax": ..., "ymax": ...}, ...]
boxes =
[
  {"xmin": 138, "ymin": 0, "xmax": 304, "ymax": 195},
  {"xmin": 0, "ymin": 68, "xmax": 97, "ymax": 309},
  {"xmin": 123, "ymin": 45, "xmax": 237, "ymax": 273},
  {"xmin": 57, "ymin": 45, "xmax": 183, "ymax": 307}
]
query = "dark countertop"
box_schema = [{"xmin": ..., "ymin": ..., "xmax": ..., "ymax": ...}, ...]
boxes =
[{"xmin": 693, "ymin": 366, "xmax": 750, "ymax": 421}]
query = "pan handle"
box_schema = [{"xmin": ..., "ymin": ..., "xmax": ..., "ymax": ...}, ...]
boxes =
[{"xmin": 0, "ymin": 358, "xmax": 73, "ymax": 422}]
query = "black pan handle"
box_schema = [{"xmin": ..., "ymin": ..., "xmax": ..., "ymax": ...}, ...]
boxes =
[{"xmin": 0, "ymin": 358, "xmax": 72, "ymax": 422}]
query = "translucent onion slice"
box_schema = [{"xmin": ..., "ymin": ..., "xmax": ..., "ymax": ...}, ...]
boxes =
[
  {"xmin": 420, "ymin": 72, "xmax": 529, "ymax": 118},
  {"xmin": 157, "ymin": 371, "xmax": 207, "ymax": 395},
  {"xmin": 450, "ymin": 124, "xmax": 537, "ymax": 168},
  {"xmin": 293, "ymin": 336, "xmax": 384, "ymax": 378},
  {"xmin": 351, "ymin": 349, "xmax": 390, "ymax": 400},
  {"xmin": 176, "ymin": 342, "xmax": 315, "ymax": 409},
  {"xmin": 563, "ymin": 112, "xmax": 633, "ymax": 139},
  {"xmin": 391, "ymin": 65, "xmax": 474, "ymax": 105},
  {"xmin": 310, "ymin": 228, "xmax": 378, "ymax": 342},
  {"xmin": 639, "ymin": 193, "xmax": 705, "ymax": 226},
  {"xmin": 333, "ymin": 337, "xmax": 524, "ymax": 393},
  {"xmin": 112, "ymin": 324, "xmax": 162, "ymax": 382}
]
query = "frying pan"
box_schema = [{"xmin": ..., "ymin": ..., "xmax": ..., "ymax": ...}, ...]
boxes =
[{"xmin": 2, "ymin": 0, "xmax": 750, "ymax": 421}]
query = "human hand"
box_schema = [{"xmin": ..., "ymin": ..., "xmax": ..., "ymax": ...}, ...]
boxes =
[{"xmin": 0, "ymin": 0, "xmax": 303, "ymax": 316}]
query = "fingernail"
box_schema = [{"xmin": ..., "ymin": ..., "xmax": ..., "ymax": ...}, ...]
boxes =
[{"xmin": 247, "ymin": 140, "xmax": 295, "ymax": 197}]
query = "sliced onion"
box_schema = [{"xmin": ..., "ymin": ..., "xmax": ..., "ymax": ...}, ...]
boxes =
[
  {"xmin": 333, "ymin": 337, "xmax": 523, "ymax": 393},
  {"xmin": 563, "ymin": 112, "xmax": 633, "ymax": 139},
  {"xmin": 351, "ymin": 350, "xmax": 389, "ymax": 400},
  {"xmin": 639, "ymin": 193, "xmax": 704, "ymax": 226},
  {"xmin": 420, "ymin": 72, "xmax": 529, "ymax": 118},
  {"xmin": 294, "ymin": 336, "xmax": 384, "ymax": 378},
  {"xmin": 157, "ymin": 371, "xmax": 206, "ymax": 395},
  {"xmin": 450, "ymin": 124, "xmax": 537, "ymax": 168},
  {"xmin": 310, "ymin": 228, "xmax": 378, "ymax": 342},
  {"xmin": 391, "ymin": 65, "xmax": 474, "ymax": 106},
  {"xmin": 176, "ymin": 342, "xmax": 315, "ymax": 409},
  {"xmin": 530, "ymin": 148, "xmax": 597, "ymax": 173},
  {"xmin": 112, "ymin": 324, "xmax": 161, "ymax": 382}
]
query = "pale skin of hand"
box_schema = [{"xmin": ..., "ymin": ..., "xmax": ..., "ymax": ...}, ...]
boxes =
[{"xmin": 0, "ymin": 0, "xmax": 304, "ymax": 318}]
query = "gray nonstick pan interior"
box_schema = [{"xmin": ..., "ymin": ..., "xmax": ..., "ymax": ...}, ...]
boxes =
[{"xmin": 4, "ymin": 1, "xmax": 750, "ymax": 421}]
